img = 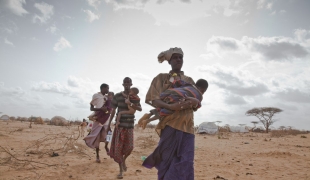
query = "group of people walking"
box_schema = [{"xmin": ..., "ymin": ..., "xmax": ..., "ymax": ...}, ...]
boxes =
[{"xmin": 83, "ymin": 47, "xmax": 208, "ymax": 180}]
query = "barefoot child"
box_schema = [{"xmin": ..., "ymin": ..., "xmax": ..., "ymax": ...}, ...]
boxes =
[
  {"xmin": 115, "ymin": 87, "xmax": 140, "ymax": 128},
  {"xmin": 80, "ymin": 119, "xmax": 88, "ymax": 137}
]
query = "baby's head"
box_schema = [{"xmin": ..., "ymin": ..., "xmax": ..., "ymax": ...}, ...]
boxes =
[
  {"xmin": 108, "ymin": 92, "xmax": 114, "ymax": 100},
  {"xmin": 195, "ymin": 79, "xmax": 208, "ymax": 95},
  {"xmin": 130, "ymin": 87, "xmax": 139, "ymax": 96}
]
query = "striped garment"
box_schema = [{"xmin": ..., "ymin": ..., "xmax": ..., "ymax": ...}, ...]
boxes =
[
  {"xmin": 111, "ymin": 92, "xmax": 141, "ymax": 128},
  {"xmin": 159, "ymin": 80, "xmax": 202, "ymax": 116}
]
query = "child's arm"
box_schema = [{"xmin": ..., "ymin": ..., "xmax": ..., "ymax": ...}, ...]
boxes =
[{"xmin": 125, "ymin": 97, "xmax": 142, "ymax": 112}]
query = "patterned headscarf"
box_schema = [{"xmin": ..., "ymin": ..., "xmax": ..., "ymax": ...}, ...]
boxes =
[{"xmin": 157, "ymin": 47, "xmax": 183, "ymax": 63}]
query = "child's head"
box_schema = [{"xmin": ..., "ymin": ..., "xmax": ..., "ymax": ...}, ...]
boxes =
[
  {"xmin": 108, "ymin": 92, "xmax": 114, "ymax": 100},
  {"xmin": 130, "ymin": 87, "xmax": 139, "ymax": 96},
  {"xmin": 195, "ymin": 79, "xmax": 208, "ymax": 95}
]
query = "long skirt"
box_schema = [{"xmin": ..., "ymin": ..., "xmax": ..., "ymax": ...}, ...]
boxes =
[
  {"xmin": 142, "ymin": 125, "xmax": 195, "ymax": 180},
  {"xmin": 109, "ymin": 127, "xmax": 134, "ymax": 164},
  {"xmin": 83, "ymin": 121, "xmax": 108, "ymax": 149}
]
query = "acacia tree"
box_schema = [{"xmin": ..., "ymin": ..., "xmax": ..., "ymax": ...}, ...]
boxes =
[
  {"xmin": 245, "ymin": 107, "xmax": 283, "ymax": 133},
  {"xmin": 251, "ymin": 121, "xmax": 259, "ymax": 128},
  {"xmin": 278, "ymin": 126, "xmax": 286, "ymax": 130}
]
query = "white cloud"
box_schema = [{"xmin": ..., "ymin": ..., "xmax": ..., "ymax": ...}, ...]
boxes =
[
  {"xmin": 67, "ymin": 76, "xmax": 93, "ymax": 88},
  {"xmin": 274, "ymin": 89, "xmax": 310, "ymax": 103},
  {"xmin": 266, "ymin": 2, "xmax": 273, "ymax": 10},
  {"xmin": 0, "ymin": 85, "xmax": 25, "ymax": 97},
  {"xmin": 68, "ymin": 77, "xmax": 80, "ymax": 87},
  {"xmin": 4, "ymin": 38, "xmax": 14, "ymax": 47},
  {"xmin": 257, "ymin": 0, "xmax": 266, "ymax": 9},
  {"xmin": 53, "ymin": 37, "xmax": 72, "ymax": 52},
  {"xmin": 0, "ymin": 84, "xmax": 46, "ymax": 111},
  {"xmin": 294, "ymin": 29, "xmax": 310, "ymax": 42},
  {"xmin": 32, "ymin": 81, "xmax": 71, "ymax": 95},
  {"xmin": 1, "ymin": 0, "xmax": 28, "ymax": 16},
  {"xmin": 279, "ymin": 10, "xmax": 286, "ymax": 14},
  {"xmin": 32, "ymin": 76, "xmax": 98, "ymax": 99},
  {"xmin": 46, "ymin": 24, "xmax": 59, "ymax": 34},
  {"xmin": 83, "ymin": 9, "xmax": 100, "ymax": 22},
  {"xmin": 0, "ymin": 21, "xmax": 18, "ymax": 34},
  {"xmin": 105, "ymin": 0, "xmax": 239, "ymax": 25},
  {"xmin": 198, "ymin": 64, "xmax": 269, "ymax": 96},
  {"xmin": 225, "ymin": 94, "xmax": 248, "ymax": 105},
  {"xmin": 33, "ymin": 2, "xmax": 54, "ymax": 23},
  {"xmin": 1, "ymin": 27, "xmax": 13, "ymax": 34},
  {"xmin": 87, "ymin": 0, "xmax": 101, "ymax": 9},
  {"xmin": 203, "ymin": 30, "xmax": 310, "ymax": 62},
  {"xmin": 270, "ymin": 10, "xmax": 276, "ymax": 15},
  {"xmin": 31, "ymin": 76, "xmax": 103, "ymax": 112}
]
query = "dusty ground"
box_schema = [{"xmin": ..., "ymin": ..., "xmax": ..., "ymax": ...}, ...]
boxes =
[{"xmin": 0, "ymin": 121, "xmax": 309, "ymax": 180}]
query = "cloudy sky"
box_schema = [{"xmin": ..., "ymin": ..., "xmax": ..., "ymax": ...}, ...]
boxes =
[{"xmin": 0, "ymin": 0, "xmax": 309, "ymax": 130}]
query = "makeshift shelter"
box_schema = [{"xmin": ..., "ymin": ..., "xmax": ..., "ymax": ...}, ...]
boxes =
[
  {"xmin": 229, "ymin": 126, "xmax": 249, "ymax": 133},
  {"xmin": 0, "ymin": 115, "xmax": 10, "ymax": 121},
  {"xmin": 197, "ymin": 122, "xmax": 218, "ymax": 134},
  {"xmin": 50, "ymin": 116, "xmax": 68, "ymax": 126}
]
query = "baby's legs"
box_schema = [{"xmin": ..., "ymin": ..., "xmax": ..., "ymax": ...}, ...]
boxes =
[{"xmin": 141, "ymin": 115, "xmax": 159, "ymax": 129}]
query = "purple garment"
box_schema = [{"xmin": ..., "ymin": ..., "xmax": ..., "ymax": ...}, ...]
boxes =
[
  {"xmin": 83, "ymin": 121, "xmax": 108, "ymax": 149},
  {"xmin": 142, "ymin": 126, "xmax": 194, "ymax": 180},
  {"xmin": 95, "ymin": 99, "xmax": 112, "ymax": 124}
]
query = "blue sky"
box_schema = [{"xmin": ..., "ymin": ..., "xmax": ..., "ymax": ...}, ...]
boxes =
[{"xmin": 0, "ymin": 0, "xmax": 310, "ymax": 130}]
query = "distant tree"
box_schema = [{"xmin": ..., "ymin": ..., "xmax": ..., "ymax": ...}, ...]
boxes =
[
  {"xmin": 251, "ymin": 121, "xmax": 259, "ymax": 128},
  {"xmin": 245, "ymin": 107, "xmax": 283, "ymax": 133},
  {"xmin": 238, "ymin": 124, "xmax": 246, "ymax": 126},
  {"xmin": 9, "ymin": 116, "xmax": 16, "ymax": 121},
  {"xmin": 215, "ymin": 121, "xmax": 222, "ymax": 131},
  {"xmin": 278, "ymin": 126, "xmax": 286, "ymax": 130}
]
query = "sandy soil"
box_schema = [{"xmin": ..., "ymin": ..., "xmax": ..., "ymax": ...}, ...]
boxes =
[{"xmin": 0, "ymin": 121, "xmax": 309, "ymax": 180}]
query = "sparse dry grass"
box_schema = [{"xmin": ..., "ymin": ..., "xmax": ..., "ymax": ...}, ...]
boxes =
[
  {"xmin": 0, "ymin": 126, "xmax": 90, "ymax": 170},
  {"xmin": 270, "ymin": 129, "xmax": 308, "ymax": 137}
]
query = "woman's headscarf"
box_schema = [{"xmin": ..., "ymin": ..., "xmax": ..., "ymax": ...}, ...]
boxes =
[{"xmin": 157, "ymin": 47, "xmax": 183, "ymax": 63}]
